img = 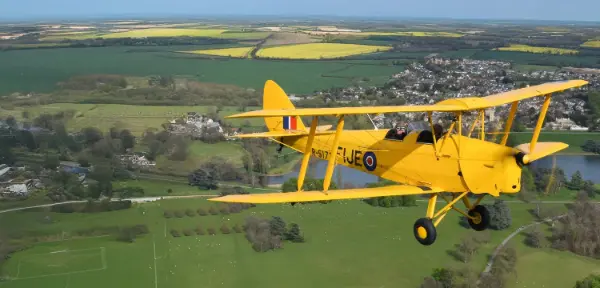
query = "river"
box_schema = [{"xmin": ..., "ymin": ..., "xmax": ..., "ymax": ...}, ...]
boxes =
[{"xmin": 266, "ymin": 155, "xmax": 600, "ymax": 187}]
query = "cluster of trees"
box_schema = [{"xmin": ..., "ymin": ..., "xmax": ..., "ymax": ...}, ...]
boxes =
[
  {"xmin": 141, "ymin": 128, "xmax": 189, "ymax": 161},
  {"xmin": 50, "ymin": 199, "xmax": 132, "ymax": 213},
  {"xmin": 550, "ymin": 192, "xmax": 600, "ymax": 259},
  {"xmin": 575, "ymin": 274, "xmax": 600, "ymax": 288},
  {"xmin": 421, "ymin": 243, "xmax": 517, "ymax": 288},
  {"xmin": 581, "ymin": 140, "xmax": 600, "ymax": 155},
  {"xmin": 163, "ymin": 202, "xmax": 254, "ymax": 219},
  {"xmin": 170, "ymin": 223, "xmax": 243, "ymax": 237},
  {"xmin": 459, "ymin": 200, "xmax": 512, "ymax": 231},
  {"xmin": 188, "ymin": 139, "xmax": 291, "ymax": 189},
  {"xmin": 243, "ymin": 216, "xmax": 304, "ymax": 252},
  {"xmin": 4, "ymin": 74, "xmax": 261, "ymax": 108},
  {"xmin": 362, "ymin": 180, "xmax": 417, "ymax": 207}
]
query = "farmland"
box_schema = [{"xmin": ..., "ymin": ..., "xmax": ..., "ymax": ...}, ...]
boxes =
[
  {"xmin": 179, "ymin": 47, "xmax": 254, "ymax": 58},
  {"xmin": 496, "ymin": 44, "xmax": 579, "ymax": 55},
  {"xmin": 0, "ymin": 104, "xmax": 262, "ymax": 136},
  {"xmin": 0, "ymin": 197, "xmax": 578, "ymax": 288},
  {"xmin": 581, "ymin": 40, "xmax": 600, "ymax": 48},
  {"xmin": 0, "ymin": 47, "xmax": 405, "ymax": 95},
  {"xmin": 256, "ymin": 43, "xmax": 393, "ymax": 59}
]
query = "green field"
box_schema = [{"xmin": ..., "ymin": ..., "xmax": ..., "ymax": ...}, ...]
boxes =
[
  {"xmin": 0, "ymin": 104, "xmax": 263, "ymax": 136},
  {"xmin": 0, "ymin": 197, "xmax": 580, "ymax": 288},
  {"xmin": 511, "ymin": 131, "xmax": 600, "ymax": 153},
  {"xmin": 0, "ymin": 47, "xmax": 405, "ymax": 95}
]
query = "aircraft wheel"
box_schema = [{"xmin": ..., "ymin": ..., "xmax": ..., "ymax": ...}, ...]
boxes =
[
  {"xmin": 413, "ymin": 218, "xmax": 437, "ymax": 246},
  {"xmin": 467, "ymin": 205, "xmax": 490, "ymax": 231}
]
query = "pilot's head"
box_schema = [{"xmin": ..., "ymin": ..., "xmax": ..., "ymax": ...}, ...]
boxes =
[{"xmin": 396, "ymin": 126, "xmax": 406, "ymax": 135}]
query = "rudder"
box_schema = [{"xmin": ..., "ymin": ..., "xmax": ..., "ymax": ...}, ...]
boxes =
[{"xmin": 263, "ymin": 80, "xmax": 306, "ymax": 132}]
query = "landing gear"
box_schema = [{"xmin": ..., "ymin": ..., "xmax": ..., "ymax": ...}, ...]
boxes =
[
  {"xmin": 467, "ymin": 205, "xmax": 490, "ymax": 231},
  {"xmin": 412, "ymin": 192, "xmax": 487, "ymax": 246},
  {"xmin": 414, "ymin": 218, "xmax": 437, "ymax": 246}
]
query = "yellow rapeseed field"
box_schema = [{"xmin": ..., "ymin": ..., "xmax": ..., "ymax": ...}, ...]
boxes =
[
  {"xmin": 497, "ymin": 44, "xmax": 578, "ymax": 55},
  {"xmin": 256, "ymin": 43, "xmax": 392, "ymax": 59},
  {"xmin": 582, "ymin": 40, "xmax": 600, "ymax": 48},
  {"xmin": 100, "ymin": 28, "xmax": 227, "ymax": 38},
  {"xmin": 179, "ymin": 47, "xmax": 254, "ymax": 58}
]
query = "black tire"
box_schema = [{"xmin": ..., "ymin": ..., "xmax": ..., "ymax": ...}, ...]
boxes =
[
  {"xmin": 468, "ymin": 205, "xmax": 490, "ymax": 231},
  {"xmin": 413, "ymin": 218, "xmax": 437, "ymax": 246}
]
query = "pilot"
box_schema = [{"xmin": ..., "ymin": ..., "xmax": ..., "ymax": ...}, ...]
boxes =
[
  {"xmin": 433, "ymin": 123, "xmax": 443, "ymax": 140},
  {"xmin": 385, "ymin": 124, "xmax": 407, "ymax": 141}
]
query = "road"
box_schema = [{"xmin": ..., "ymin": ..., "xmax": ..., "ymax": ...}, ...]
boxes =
[
  {"xmin": 0, "ymin": 194, "xmax": 219, "ymax": 214},
  {"xmin": 478, "ymin": 214, "xmax": 567, "ymax": 283}
]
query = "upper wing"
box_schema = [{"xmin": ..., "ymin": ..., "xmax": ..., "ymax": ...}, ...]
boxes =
[
  {"xmin": 225, "ymin": 80, "xmax": 587, "ymax": 119},
  {"xmin": 224, "ymin": 104, "xmax": 462, "ymax": 119},
  {"xmin": 207, "ymin": 185, "xmax": 442, "ymax": 204}
]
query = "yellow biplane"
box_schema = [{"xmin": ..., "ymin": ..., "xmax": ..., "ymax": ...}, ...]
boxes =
[{"xmin": 209, "ymin": 79, "xmax": 588, "ymax": 245}]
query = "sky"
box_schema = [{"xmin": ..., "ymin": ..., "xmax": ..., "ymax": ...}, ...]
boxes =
[{"xmin": 1, "ymin": 0, "xmax": 598, "ymax": 22}]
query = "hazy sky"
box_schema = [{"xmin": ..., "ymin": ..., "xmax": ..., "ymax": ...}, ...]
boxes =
[{"xmin": 1, "ymin": 0, "xmax": 598, "ymax": 22}]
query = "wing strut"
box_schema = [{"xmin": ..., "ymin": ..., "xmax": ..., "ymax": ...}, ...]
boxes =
[
  {"xmin": 530, "ymin": 94, "xmax": 551, "ymax": 152},
  {"xmin": 500, "ymin": 101, "xmax": 519, "ymax": 146},
  {"xmin": 297, "ymin": 116, "xmax": 319, "ymax": 191},
  {"xmin": 323, "ymin": 115, "xmax": 344, "ymax": 193}
]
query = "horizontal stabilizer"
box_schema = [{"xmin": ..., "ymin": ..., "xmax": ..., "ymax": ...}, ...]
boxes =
[
  {"xmin": 230, "ymin": 130, "xmax": 333, "ymax": 138},
  {"xmin": 515, "ymin": 142, "xmax": 568, "ymax": 162},
  {"xmin": 208, "ymin": 185, "xmax": 442, "ymax": 204}
]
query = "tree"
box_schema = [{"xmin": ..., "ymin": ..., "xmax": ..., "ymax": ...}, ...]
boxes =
[
  {"xmin": 43, "ymin": 153, "xmax": 60, "ymax": 170},
  {"xmin": 285, "ymin": 223, "xmax": 305, "ymax": 243},
  {"xmin": 485, "ymin": 200, "xmax": 512, "ymax": 230},
  {"xmin": 525, "ymin": 225, "xmax": 544, "ymax": 248},
  {"xmin": 568, "ymin": 171, "xmax": 584, "ymax": 190},
  {"xmin": 269, "ymin": 216, "xmax": 287, "ymax": 237},
  {"xmin": 454, "ymin": 236, "xmax": 479, "ymax": 263},
  {"xmin": 119, "ymin": 129, "xmax": 135, "ymax": 151},
  {"xmin": 575, "ymin": 274, "xmax": 600, "ymax": 288},
  {"xmin": 431, "ymin": 268, "xmax": 456, "ymax": 288},
  {"xmin": 188, "ymin": 168, "xmax": 219, "ymax": 190}
]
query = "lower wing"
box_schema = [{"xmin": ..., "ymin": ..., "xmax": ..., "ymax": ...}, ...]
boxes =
[{"xmin": 208, "ymin": 185, "xmax": 442, "ymax": 204}]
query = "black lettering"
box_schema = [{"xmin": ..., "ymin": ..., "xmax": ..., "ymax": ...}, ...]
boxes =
[
  {"xmin": 346, "ymin": 149, "xmax": 354, "ymax": 164},
  {"xmin": 312, "ymin": 148, "xmax": 316, "ymax": 156},
  {"xmin": 355, "ymin": 150, "xmax": 362, "ymax": 167}
]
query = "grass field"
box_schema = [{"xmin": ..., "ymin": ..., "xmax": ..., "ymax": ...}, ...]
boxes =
[
  {"xmin": 505, "ymin": 219, "xmax": 600, "ymax": 288},
  {"xmin": 256, "ymin": 43, "xmax": 393, "ymax": 59},
  {"xmin": 0, "ymin": 198, "xmax": 572, "ymax": 288},
  {"xmin": 179, "ymin": 47, "xmax": 254, "ymax": 58},
  {"xmin": 0, "ymin": 104, "xmax": 263, "ymax": 136},
  {"xmin": 0, "ymin": 47, "xmax": 405, "ymax": 95},
  {"xmin": 511, "ymin": 131, "xmax": 600, "ymax": 153},
  {"xmin": 496, "ymin": 44, "xmax": 579, "ymax": 55}
]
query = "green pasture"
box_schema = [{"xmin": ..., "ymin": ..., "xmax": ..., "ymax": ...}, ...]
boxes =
[
  {"xmin": 0, "ymin": 104, "xmax": 263, "ymax": 136},
  {"xmin": 511, "ymin": 131, "xmax": 600, "ymax": 153},
  {"xmin": 0, "ymin": 47, "xmax": 405, "ymax": 95},
  {"xmin": 0, "ymin": 198, "xmax": 576, "ymax": 288}
]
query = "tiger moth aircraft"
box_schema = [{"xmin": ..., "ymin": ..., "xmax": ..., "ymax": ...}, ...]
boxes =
[{"xmin": 208, "ymin": 79, "xmax": 588, "ymax": 246}]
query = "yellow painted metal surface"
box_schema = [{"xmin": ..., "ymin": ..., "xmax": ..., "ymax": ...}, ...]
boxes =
[
  {"xmin": 210, "ymin": 79, "xmax": 584, "ymax": 205},
  {"xmin": 209, "ymin": 185, "xmax": 440, "ymax": 203}
]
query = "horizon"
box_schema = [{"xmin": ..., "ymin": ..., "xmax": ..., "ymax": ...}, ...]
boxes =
[{"xmin": 2, "ymin": 0, "xmax": 599, "ymax": 23}]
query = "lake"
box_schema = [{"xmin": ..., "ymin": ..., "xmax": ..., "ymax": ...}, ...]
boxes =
[{"xmin": 266, "ymin": 155, "xmax": 600, "ymax": 187}]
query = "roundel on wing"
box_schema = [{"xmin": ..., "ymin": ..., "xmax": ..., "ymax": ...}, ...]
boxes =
[{"xmin": 363, "ymin": 151, "xmax": 377, "ymax": 171}]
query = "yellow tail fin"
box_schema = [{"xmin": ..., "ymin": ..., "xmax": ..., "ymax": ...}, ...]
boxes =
[{"xmin": 263, "ymin": 80, "xmax": 306, "ymax": 132}]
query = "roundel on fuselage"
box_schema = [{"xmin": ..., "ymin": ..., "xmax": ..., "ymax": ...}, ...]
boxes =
[{"xmin": 363, "ymin": 151, "xmax": 377, "ymax": 171}]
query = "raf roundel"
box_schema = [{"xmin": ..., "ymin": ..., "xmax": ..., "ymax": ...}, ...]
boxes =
[{"xmin": 363, "ymin": 151, "xmax": 377, "ymax": 171}]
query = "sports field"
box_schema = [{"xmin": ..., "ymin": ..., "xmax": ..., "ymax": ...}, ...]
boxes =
[
  {"xmin": 256, "ymin": 43, "xmax": 393, "ymax": 59},
  {"xmin": 497, "ymin": 44, "xmax": 579, "ymax": 55},
  {"xmin": 0, "ymin": 197, "xmax": 580, "ymax": 288}
]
